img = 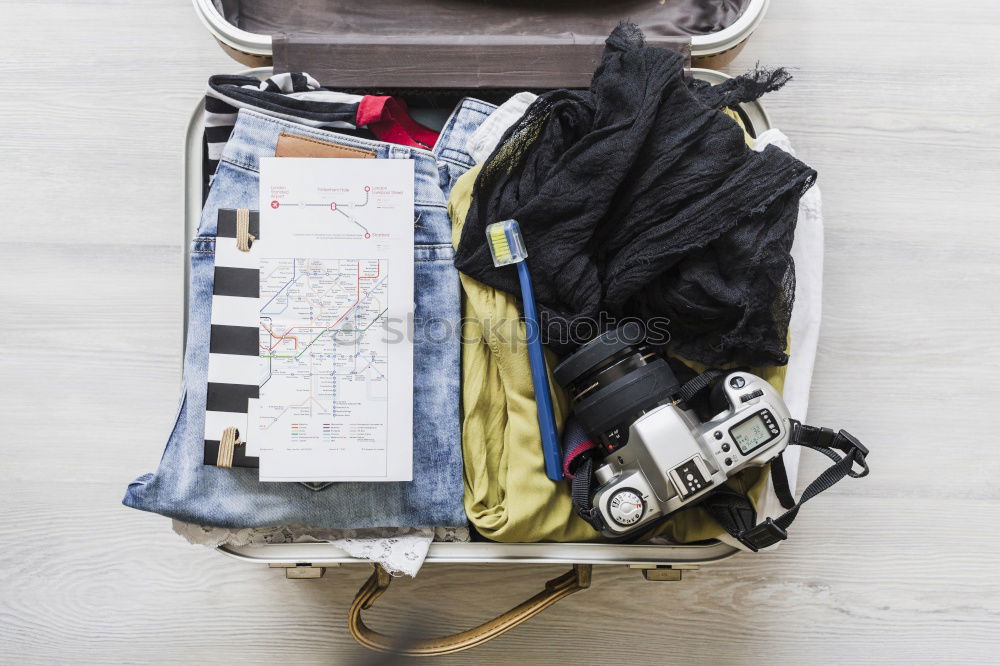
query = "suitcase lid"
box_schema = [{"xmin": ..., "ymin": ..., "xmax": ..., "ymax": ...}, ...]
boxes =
[{"xmin": 193, "ymin": 0, "xmax": 769, "ymax": 87}]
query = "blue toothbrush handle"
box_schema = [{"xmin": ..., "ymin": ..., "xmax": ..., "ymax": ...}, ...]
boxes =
[{"xmin": 517, "ymin": 260, "xmax": 564, "ymax": 481}]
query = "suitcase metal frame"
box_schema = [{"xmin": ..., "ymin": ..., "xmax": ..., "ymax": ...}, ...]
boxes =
[{"xmin": 182, "ymin": 67, "xmax": 783, "ymax": 573}]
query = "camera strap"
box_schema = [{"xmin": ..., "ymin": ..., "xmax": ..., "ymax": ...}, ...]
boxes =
[
  {"xmin": 769, "ymin": 452, "xmax": 797, "ymax": 510},
  {"xmin": 560, "ymin": 418, "xmax": 606, "ymax": 532},
  {"xmin": 676, "ymin": 368, "xmax": 727, "ymax": 403},
  {"xmin": 679, "ymin": 370, "xmax": 870, "ymax": 550},
  {"xmin": 728, "ymin": 420, "xmax": 870, "ymax": 551},
  {"xmin": 562, "ymin": 416, "xmax": 870, "ymax": 549}
]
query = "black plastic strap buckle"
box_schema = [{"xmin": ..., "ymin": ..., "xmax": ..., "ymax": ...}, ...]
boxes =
[
  {"xmin": 836, "ymin": 429, "xmax": 870, "ymax": 477},
  {"xmin": 791, "ymin": 421, "xmax": 836, "ymax": 448},
  {"xmin": 737, "ymin": 518, "xmax": 788, "ymax": 552},
  {"xmin": 836, "ymin": 429, "xmax": 869, "ymax": 458}
]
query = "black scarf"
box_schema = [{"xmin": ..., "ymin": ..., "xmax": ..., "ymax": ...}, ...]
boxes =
[{"xmin": 454, "ymin": 23, "xmax": 816, "ymax": 367}]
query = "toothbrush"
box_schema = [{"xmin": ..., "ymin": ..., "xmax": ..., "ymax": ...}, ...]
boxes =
[{"xmin": 486, "ymin": 220, "xmax": 563, "ymax": 481}]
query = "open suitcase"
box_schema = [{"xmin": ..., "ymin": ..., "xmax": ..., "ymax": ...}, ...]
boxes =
[{"xmin": 177, "ymin": 0, "xmax": 817, "ymax": 654}]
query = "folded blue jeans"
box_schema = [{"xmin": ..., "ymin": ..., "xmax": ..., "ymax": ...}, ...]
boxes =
[{"xmin": 124, "ymin": 99, "xmax": 496, "ymax": 528}]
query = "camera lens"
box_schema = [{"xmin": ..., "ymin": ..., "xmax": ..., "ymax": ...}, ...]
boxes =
[
  {"xmin": 554, "ymin": 324, "xmax": 679, "ymax": 447},
  {"xmin": 553, "ymin": 321, "xmax": 647, "ymax": 390}
]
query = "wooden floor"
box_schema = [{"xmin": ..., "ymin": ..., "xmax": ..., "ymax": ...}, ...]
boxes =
[{"xmin": 2, "ymin": 0, "xmax": 998, "ymax": 663}]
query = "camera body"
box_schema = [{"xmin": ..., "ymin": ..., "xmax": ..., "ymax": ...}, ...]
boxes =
[
  {"xmin": 554, "ymin": 326, "xmax": 791, "ymax": 539},
  {"xmin": 590, "ymin": 373, "xmax": 789, "ymax": 537}
]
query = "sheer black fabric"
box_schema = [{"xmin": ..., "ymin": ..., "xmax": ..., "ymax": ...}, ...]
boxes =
[{"xmin": 454, "ymin": 23, "xmax": 816, "ymax": 367}]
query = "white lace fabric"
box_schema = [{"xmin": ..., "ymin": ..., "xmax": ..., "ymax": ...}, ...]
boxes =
[{"xmin": 172, "ymin": 521, "xmax": 469, "ymax": 577}]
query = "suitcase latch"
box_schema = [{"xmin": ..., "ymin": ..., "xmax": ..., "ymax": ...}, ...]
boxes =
[
  {"xmin": 628, "ymin": 564, "xmax": 699, "ymax": 581},
  {"xmin": 269, "ymin": 562, "xmax": 341, "ymax": 579}
]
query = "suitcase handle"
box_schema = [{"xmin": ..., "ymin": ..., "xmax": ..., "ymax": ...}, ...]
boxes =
[{"xmin": 348, "ymin": 563, "xmax": 592, "ymax": 656}]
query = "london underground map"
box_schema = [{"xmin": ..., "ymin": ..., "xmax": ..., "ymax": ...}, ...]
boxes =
[
  {"xmin": 256, "ymin": 158, "xmax": 414, "ymax": 482},
  {"xmin": 259, "ymin": 258, "xmax": 389, "ymax": 466}
]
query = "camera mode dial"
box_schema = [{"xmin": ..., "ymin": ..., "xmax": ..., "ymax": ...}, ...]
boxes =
[{"xmin": 608, "ymin": 489, "xmax": 646, "ymax": 526}]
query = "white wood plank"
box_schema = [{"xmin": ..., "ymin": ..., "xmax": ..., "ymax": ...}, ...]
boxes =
[{"xmin": 1, "ymin": 0, "xmax": 999, "ymax": 663}]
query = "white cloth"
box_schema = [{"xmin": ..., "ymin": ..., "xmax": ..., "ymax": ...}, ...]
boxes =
[
  {"xmin": 758, "ymin": 127, "xmax": 824, "ymax": 495},
  {"xmin": 760, "ymin": 128, "xmax": 823, "ymax": 428},
  {"xmin": 467, "ymin": 92, "xmax": 538, "ymax": 164},
  {"xmin": 171, "ymin": 522, "xmax": 469, "ymax": 577},
  {"xmin": 713, "ymin": 128, "xmax": 824, "ymax": 551},
  {"xmin": 649, "ymin": 128, "xmax": 823, "ymax": 552}
]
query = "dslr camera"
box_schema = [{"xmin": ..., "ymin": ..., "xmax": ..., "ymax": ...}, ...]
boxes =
[{"xmin": 554, "ymin": 324, "xmax": 792, "ymax": 539}]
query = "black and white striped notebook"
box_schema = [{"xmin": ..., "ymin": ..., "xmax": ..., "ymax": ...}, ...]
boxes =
[{"xmin": 203, "ymin": 209, "xmax": 261, "ymax": 468}]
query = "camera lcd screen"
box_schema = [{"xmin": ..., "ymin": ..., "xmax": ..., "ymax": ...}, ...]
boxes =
[{"xmin": 730, "ymin": 414, "xmax": 773, "ymax": 454}]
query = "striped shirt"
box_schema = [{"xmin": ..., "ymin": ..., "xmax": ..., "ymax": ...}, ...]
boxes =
[{"xmin": 203, "ymin": 72, "xmax": 375, "ymax": 195}]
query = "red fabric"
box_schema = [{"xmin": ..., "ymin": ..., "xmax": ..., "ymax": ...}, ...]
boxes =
[
  {"xmin": 356, "ymin": 96, "xmax": 439, "ymax": 150},
  {"xmin": 562, "ymin": 439, "xmax": 597, "ymax": 479}
]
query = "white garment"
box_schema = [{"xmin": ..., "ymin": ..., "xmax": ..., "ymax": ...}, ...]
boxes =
[
  {"xmin": 171, "ymin": 522, "xmax": 469, "ymax": 577},
  {"xmin": 467, "ymin": 92, "xmax": 538, "ymax": 164},
  {"xmin": 713, "ymin": 128, "xmax": 824, "ymax": 551},
  {"xmin": 758, "ymin": 129, "xmax": 823, "ymax": 425}
]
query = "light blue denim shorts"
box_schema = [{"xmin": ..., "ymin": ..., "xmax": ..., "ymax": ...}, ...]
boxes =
[{"xmin": 124, "ymin": 99, "xmax": 496, "ymax": 528}]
